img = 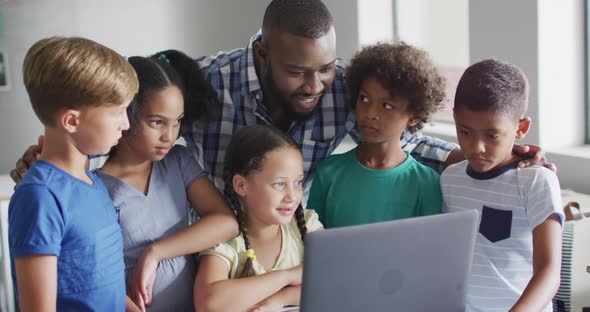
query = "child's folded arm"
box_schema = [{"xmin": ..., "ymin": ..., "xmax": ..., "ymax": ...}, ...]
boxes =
[
  {"xmin": 195, "ymin": 255, "xmax": 300, "ymax": 312},
  {"xmin": 249, "ymin": 285, "xmax": 302, "ymax": 311}
]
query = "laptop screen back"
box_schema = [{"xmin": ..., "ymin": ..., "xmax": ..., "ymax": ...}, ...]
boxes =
[{"xmin": 300, "ymin": 210, "xmax": 478, "ymax": 312}]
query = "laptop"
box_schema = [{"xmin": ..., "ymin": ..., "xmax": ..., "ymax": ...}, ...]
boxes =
[{"xmin": 300, "ymin": 210, "xmax": 479, "ymax": 312}]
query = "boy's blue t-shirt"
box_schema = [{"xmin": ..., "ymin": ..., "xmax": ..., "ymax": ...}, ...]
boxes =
[{"xmin": 9, "ymin": 160, "xmax": 126, "ymax": 311}]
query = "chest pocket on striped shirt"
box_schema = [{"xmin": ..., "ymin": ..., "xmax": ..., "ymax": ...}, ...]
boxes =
[{"xmin": 479, "ymin": 206, "xmax": 512, "ymax": 243}]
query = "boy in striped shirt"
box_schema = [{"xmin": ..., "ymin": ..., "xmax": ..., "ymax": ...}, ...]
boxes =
[{"xmin": 441, "ymin": 59, "xmax": 563, "ymax": 312}]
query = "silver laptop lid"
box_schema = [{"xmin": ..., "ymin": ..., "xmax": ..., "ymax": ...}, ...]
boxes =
[{"xmin": 301, "ymin": 210, "xmax": 478, "ymax": 312}]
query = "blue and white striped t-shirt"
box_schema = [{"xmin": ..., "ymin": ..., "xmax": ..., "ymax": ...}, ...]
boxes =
[{"xmin": 441, "ymin": 160, "xmax": 564, "ymax": 312}]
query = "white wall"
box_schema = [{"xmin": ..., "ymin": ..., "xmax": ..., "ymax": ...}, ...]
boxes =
[
  {"xmin": 396, "ymin": 0, "xmax": 470, "ymax": 68},
  {"xmin": 0, "ymin": 0, "xmax": 359, "ymax": 174},
  {"xmin": 357, "ymin": 0, "xmax": 394, "ymax": 46},
  {"xmin": 469, "ymin": 0, "xmax": 541, "ymax": 145}
]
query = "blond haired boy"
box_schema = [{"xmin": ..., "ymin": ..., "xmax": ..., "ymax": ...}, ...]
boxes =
[{"xmin": 9, "ymin": 37, "xmax": 137, "ymax": 311}]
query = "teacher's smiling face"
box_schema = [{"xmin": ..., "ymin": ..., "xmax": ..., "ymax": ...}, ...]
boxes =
[{"xmin": 255, "ymin": 27, "xmax": 337, "ymax": 119}]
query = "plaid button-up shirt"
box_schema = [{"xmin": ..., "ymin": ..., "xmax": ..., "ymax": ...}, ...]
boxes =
[{"xmin": 182, "ymin": 31, "xmax": 458, "ymax": 192}]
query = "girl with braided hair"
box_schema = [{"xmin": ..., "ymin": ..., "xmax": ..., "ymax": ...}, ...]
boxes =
[{"xmin": 195, "ymin": 125, "xmax": 324, "ymax": 312}]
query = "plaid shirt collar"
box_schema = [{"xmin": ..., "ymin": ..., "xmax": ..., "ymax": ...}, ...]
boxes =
[
  {"xmin": 243, "ymin": 31, "xmax": 263, "ymax": 95},
  {"xmin": 238, "ymin": 31, "xmax": 274, "ymax": 123}
]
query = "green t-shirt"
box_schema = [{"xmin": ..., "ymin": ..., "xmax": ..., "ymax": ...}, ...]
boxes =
[{"xmin": 307, "ymin": 148, "xmax": 442, "ymax": 228}]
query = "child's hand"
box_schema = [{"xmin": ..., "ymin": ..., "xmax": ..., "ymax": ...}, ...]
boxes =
[
  {"xmin": 130, "ymin": 247, "xmax": 160, "ymax": 307},
  {"xmin": 131, "ymin": 290, "xmax": 146, "ymax": 312},
  {"xmin": 126, "ymin": 295, "xmax": 144, "ymax": 312},
  {"xmin": 10, "ymin": 135, "xmax": 44, "ymax": 184},
  {"xmin": 248, "ymin": 297, "xmax": 285, "ymax": 312},
  {"xmin": 513, "ymin": 144, "xmax": 557, "ymax": 172},
  {"xmin": 248, "ymin": 285, "xmax": 301, "ymax": 312}
]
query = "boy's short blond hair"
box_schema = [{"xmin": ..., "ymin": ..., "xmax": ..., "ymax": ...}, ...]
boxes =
[{"xmin": 23, "ymin": 37, "xmax": 139, "ymax": 126}]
